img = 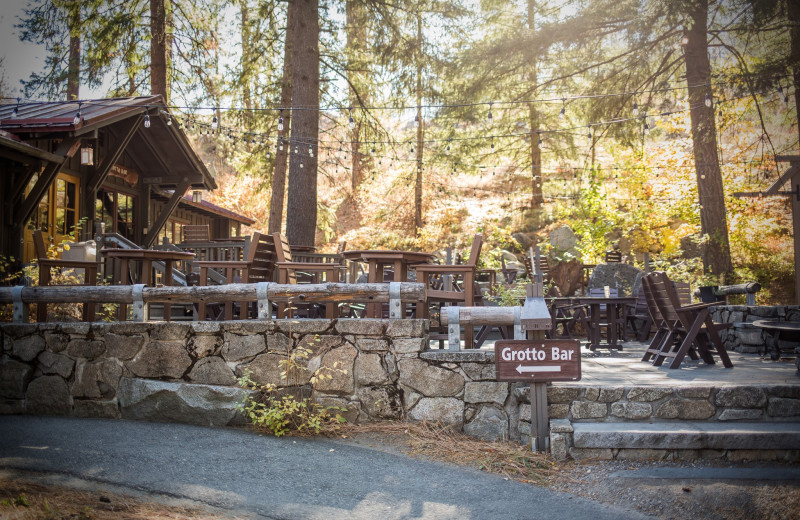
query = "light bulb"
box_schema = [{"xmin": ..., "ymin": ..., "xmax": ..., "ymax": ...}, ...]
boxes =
[
  {"xmin": 704, "ymin": 93, "xmax": 712, "ymax": 108},
  {"xmin": 144, "ymin": 114, "xmax": 151, "ymax": 128},
  {"xmin": 414, "ymin": 114, "xmax": 419, "ymax": 125},
  {"xmin": 299, "ymin": 162, "xmax": 304, "ymax": 169},
  {"xmin": 308, "ymin": 146, "xmax": 313, "ymax": 157},
  {"xmin": 277, "ymin": 116, "xmax": 284, "ymax": 132},
  {"xmin": 294, "ymin": 146, "xmax": 298, "ymax": 154},
  {"xmin": 681, "ymin": 35, "xmax": 689, "ymax": 45},
  {"xmin": 166, "ymin": 115, "xmax": 172, "ymax": 126},
  {"xmin": 559, "ymin": 101, "xmax": 565, "ymax": 119},
  {"xmin": 537, "ymin": 132, "xmax": 542, "ymax": 145},
  {"xmin": 487, "ymin": 104, "xmax": 493, "ymax": 122},
  {"xmin": 11, "ymin": 107, "xmax": 18, "ymax": 118},
  {"xmin": 73, "ymin": 111, "xmax": 81, "ymax": 126},
  {"xmin": 632, "ymin": 101, "xmax": 639, "ymax": 117},
  {"xmin": 211, "ymin": 116, "xmax": 218, "ymax": 129}
]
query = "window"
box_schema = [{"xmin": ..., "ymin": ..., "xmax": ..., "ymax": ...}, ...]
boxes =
[
  {"xmin": 96, "ymin": 189, "xmax": 136, "ymax": 241},
  {"xmin": 55, "ymin": 178, "xmax": 77, "ymax": 235}
]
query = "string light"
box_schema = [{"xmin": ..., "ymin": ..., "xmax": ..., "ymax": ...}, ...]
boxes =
[
  {"xmin": 73, "ymin": 102, "xmax": 82, "ymax": 125},
  {"xmin": 488, "ymin": 102, "xmax": 493, "ymax": 122},
  {"xmin": 278, "ymin": 109, "xmax": 284, "ymax": 131},
  {"xmin": 348, "ymin": 108, "xmax": 355, "ymax": 130},
  {"xmin": 632, "ymin": 94, "xmax": 639, "ymax": 117},
  {"xmin": 144, "ymin": 111, "xmax": 151, "ymax": 128},
  {"xmin": 11, "ymin": 98, "xmax": 19, "ymax": 118},
  {"xmin": 704, "ymin": 93, "xmax": 712, "ymax": 108},
  {"xmin": 537, "ymin": 132, "xmax": 542, "ymax": 145},
  {"xmin": 559, "ymin": 98, "xmax": 565, "ymax": 119},
  {"xmin": 211, "ymin": 115, "xmax": 218, "ymax": 129},
  {"xmin": 308, "ymin": 145, "xmax": 314, "ymax": 157}
]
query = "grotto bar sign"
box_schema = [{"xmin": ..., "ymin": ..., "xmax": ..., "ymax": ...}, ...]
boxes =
[{"xmin": 494, "ymin": 339, "xmax": 582, "ymax": 382}]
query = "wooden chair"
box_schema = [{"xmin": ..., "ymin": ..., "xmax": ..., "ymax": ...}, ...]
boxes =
[
  {"xmin": 626, "ymin": 285, "xmax": 653, "ymax": 342},
  {"xmin": 523, "ymin": 254, "xmax": 550, "ymax": 284},
  {"xmin": 197, "ymin": 232, "xmax": 276, "ymax": 320},
  {"xmin": 33, "ymin": 229, "xmax": 98, "ymax": 322},
  {"xmin": 674, "ymin": 281, "xmax": 692, "ymax": 305},
  {"xmin": 182, "ymin": 225, "xmax": 210, "ymax": 243},
  {"xmin": 647, "ymin": 271, "xmax": 733, "ymax": 369},
  {"xmin": 639, "ymin": 274, "xmax": 674, "ymax": 362},
  {"xmin": 415, "ymin": 234, "xmax": 483, "ymax": 349},
  {"xmin": 272, "ymin": 233, "xmax": 338, "ymax": 319}
]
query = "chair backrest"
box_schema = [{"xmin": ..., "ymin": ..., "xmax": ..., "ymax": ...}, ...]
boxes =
[
  {"xmin": 182, "ymin": 225, "xmax": 210, "ymax": 243},
  {"xmin": 466, "ymin": 234, "xmax": 483, "ymax": 266},
  {"xmin": 271, "ymin": 233, "xmax": 298, "ymax": 284},
  {"xmin": 243, "ymin": 232, "xmax": 276, "ymax": 283},
  {"xmin": 641, "ymin": 274, "xmax": 664, "ymax": 323},
  {"xmin": 33, "ymin": 229, "xmax": 48, "ymax": 260},
  {"xmin": 605, "ymin": 249, "xmax": 623, "ymax": 263},
  {"xmin": 588, "ymin": 287, "xmax": 619, "ymax": 298},
  {"xmin": 648, "ymin": 271, "xmax": 684, "ymax": 324},
  {"xmin": 336, "ymin": 241, "xmax": 347, "ymax": 255},
  {"xmin": 674, "ymin": 281, "xmax": 692, "ymax": 305}
]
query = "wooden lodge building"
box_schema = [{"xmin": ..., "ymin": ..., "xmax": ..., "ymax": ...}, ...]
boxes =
[{"xmin": 0, "ymin": 96, "xmax": 253, "ymax": 264}]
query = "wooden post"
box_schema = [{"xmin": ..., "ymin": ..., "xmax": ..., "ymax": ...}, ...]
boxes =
[{"xmin": 766, "ymin": 157, "xmax": 800, "ymax": 304}]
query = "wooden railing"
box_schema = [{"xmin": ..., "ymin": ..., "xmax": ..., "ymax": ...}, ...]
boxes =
[{"xmin": 1, "ymin": 282, "xmax": 426, "ymax": 323}]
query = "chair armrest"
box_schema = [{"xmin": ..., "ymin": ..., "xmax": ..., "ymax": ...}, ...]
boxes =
[
  {"xmin": 276, "ymin": 261, "xmax": 336, "ymax": 271},
  {"xmin": 676, "ymin": 301, "xmax": 718, "ymax": 311},
  {"xmin": 414, "ymin": 264, "xmax": 476, "ymax": 274},
  {"xmin": 196, "ymin": 260, "xmax": 250, "ymax": 268},
  {"xmin": 38, "ymin": 259, "xmax": 98, "ymax": 268}
]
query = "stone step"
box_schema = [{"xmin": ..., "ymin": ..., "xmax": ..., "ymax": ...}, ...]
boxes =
[{"xmin": 572, "ymin": 422, "xmax": 800, "ymax": 451}]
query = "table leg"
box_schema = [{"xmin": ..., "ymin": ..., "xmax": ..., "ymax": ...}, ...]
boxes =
[
  {"xmin": 607, "ymin": 304, "xmax": 618, "ymax": 349},
  {"xmin": 589, "ymin": 304, "xmax": 600, "ymax": 351}
]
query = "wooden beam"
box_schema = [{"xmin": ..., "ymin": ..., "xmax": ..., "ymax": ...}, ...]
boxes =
[
  {"xmin": 766, "ymin": 163, "xmax": 800, "ymax": 195},
  {"xmin": 136, "ymin": 124, "xmax": 179, "ymax": 177},
  {"xmin": 142, "ymin": 180, "xmax": 191, "ymax": 248},
  {"xmin": 14, "ymin": 137, "xmax": 80, "ymax": 226},
  {"xmin": 86, "ymin": 114, "xmax": 142, "ymax": 194}
]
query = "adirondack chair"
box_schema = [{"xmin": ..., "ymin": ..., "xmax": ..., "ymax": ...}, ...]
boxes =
[
  {"xmin": 647, "ymin": 271, "xmax": 733, "ymax": 369},
  {"xmin": 197, "ymin": 232, "xmax": 276, "ymax": 320},
  {"xmin": 639, "ymin": 273, "xmax": 678, "ymax": 363},
  {"xmin": 33, "ymin": 229, "xmax": 98, "ymax": 322},
  {"xmin": 626, "ymin": 285, "xmax": 652, "ymax": 342},
  {"xmin": 416, "ymin": 234, "xmax": 483, "ymax": 349},
  {"xmin": 272, "ymin": 233, "xmax": 339, "ymax": 318}
]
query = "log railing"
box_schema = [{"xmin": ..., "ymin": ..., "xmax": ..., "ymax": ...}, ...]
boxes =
[{"xmin": 1, "ymin": 282, "xmax": 425, "ymax": 324}]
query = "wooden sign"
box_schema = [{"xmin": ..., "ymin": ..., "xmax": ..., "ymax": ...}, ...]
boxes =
[{"xmin": 494, "ymin": 339, "xmax": 581, "ymax": 382}]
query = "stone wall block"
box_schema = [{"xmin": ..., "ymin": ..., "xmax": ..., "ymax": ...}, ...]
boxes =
[
  {"xmin": 386, "ymin": 319, "xmax": 427, "ymax": 338},
  {"xmin": 314, "ymin": 345, "xmax": 357, "ymax": 394},
  {"xmin": 570, "ymin": 401, "xmax": 607, "ymax": 419},
  {"xmin": 398, "ymin": 358, "xmax": 465, "ymax": 397},
  {"xmin": 627, "ymin": 387, "xmax": 673, "ymax": 402},
  {"xmin": 549, "ymin": 404, "xmax": 569, "ymax": 419},
  {"xmin": 60, "ymin": 323, "xmax": 90, "ymax": 335},
  {"xmin": 336, "ymin": 320, "xmax": 386, "ymax": 336},
  {"xmin": 356, "ymin": 353, "xmax": 389, "ymax": 386},
  {"xmin": 188, "ymin": 357, "xmax": 236, "ymax": 386},
  {"xmin": 72, "ymin": 359, "xmax": 122, "ymax": 399},
  {"xmin": 26, "ymin": 375, "xmax": 72, "ymax": 415},
  {"xmin": 105, "ymin": 333, "xmax": 145, "ymax": 360},
  {"xmin": 464, "ymin": 406, "xmax": 508, "ymax": 441},
  {"xmin": 408, "ymin": 397, "xmax": 464, "ymax": 427},
  {"xmin": 127, "ymin": 341, "xmax": 192, "ymax": 380},
  {"xmin": 190, "ymin": 322, "xmax": 222, "ymax": 334},
  {"xmin": 314, "ymin": 394, "xmax": 360, "ymax": 423},
  {"xmin": 767, "ymin": 386, "xmax": 800, "ymax": 399},
  {"xmin": 520, "ymin": 404, "xmax": 531, "ymax": 422},
  {"xmin": 1, "ymin": 357, "xmax": 33, "ymax": 399},
  {"xmin": 547, "ymin": 387, "xmax": 580, "ymax": 403},
  {"xmin": 767, "ymin": 397, "xmax": 800, "ymax": 417},
  {"xmin": 356, "ymin": 386, "xmax": 403, "ymax": 419},
  {"xmin": 715, "ymin": 387, "xmax": 767, "ymax": 408},
  {"xmin": 12, "ymin": 335, "xmax": 45, "ymax": 362},
  {"xmin": 267, "ymin": 332, "xmax": 290, "ymax": 353},
  {"xmin": 189, "ymin": 335, "xmax": 221, "ymax": 359},
  {"xmin": 38, "ymin": 351, "xmax": 74, "ymax": 379},
  {"xmin": 275, "ymin": 319, "xmax": 332, "ymax": 336},
  {"xmin": 585, "ymin": 387, "xmax": 624, "ymax": 403},
  {"xmin": 219, "ymin": 321, "xmax": 270, "ymax": 335},
  {"xmin": 654, "ymin": 398, "xmax": 715, "ymax": 420},
  {"xmin": 677, "ymin": 388, "xmax": 713, "ymax": 399},
  {"xmin": 221, "ymin": 333, "xmax": 266, "ymax": 362},
  {"xmin": 66, "ymin": 339, "xmax": 105, "ymax": 361},
  {"xmin": 718, "ymin": 408, "xmax": 764, "ymax": 421},
  {"xmin": 354, "ymin": 338, "xmax": 390, "ymax": 352},
  {"xmin": 610, "ymin": 402, "xmax": 652, "ymax": 420},
  {"xmin": 108, "ymin": 322, "xmax": 148, "ymax": 335},
  {"xmin": 459, "ymin": 362, "xmax": 496, "ymax": 382},
  {"xmin": 235, "ymin": 353, "xmax": 285, "ymax": 387},
  {"xmin": 464, "ymin": 382, "xmax": 508, "ymax": 405},
  {"xmin": 149, "ymin": 323, "xmax": 189, "ymax": 341},
  {"xmin": 44, "ymin": 332, "xmax": 69, "ymax": 353},
  {"xmin": 297, "ymin": 334, "xmax": 344, "ymax": 355},
  {"xmin": 392, "ymin": 338, "xmax": 426, "ymax": 354}
]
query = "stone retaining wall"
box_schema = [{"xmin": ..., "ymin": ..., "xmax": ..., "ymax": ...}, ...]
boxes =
[
  {"xmin": 0, "ymin": 320, "xmax": 525, "ymax": 442},
  {"xmin": 710, "ymin": 305, "xmax": 800, "ymax": 354}
]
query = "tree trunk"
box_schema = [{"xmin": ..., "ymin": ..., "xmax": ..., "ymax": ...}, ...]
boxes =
[
  {"xmin": 150, "ymin": 0, "xmax": 168, "ymax": 102},
  {"xmin": 527, "ymin": 0, "xmax": 543, "ymax": 209},
  {"xmin": 285, "ymin": 0, "xmax": 320, "ymax": 247},
  {"xmin": 684, "ymin": 0, "xmax": 732, "ymax": 277},
  {"xmin": 788, "ymin": 0, "xmax": 800, "ymax": 147},
  {"xmin": 240, "ymin": 0, "xmax": 253, "ymax": 135},
  {"xmin": 414, "ymin": 11, "xmax": 424, "ymax": 233},
  {"xmin": 347, "ymin": 0, "xmax": 370, "ymax": 192},
  {"xmin": 66, "ymin": 6, "xmax": 80, "ymax": 100},
  {"xmin": 268, "ymin": 0, "xmax": 295, "ymax": 235}
]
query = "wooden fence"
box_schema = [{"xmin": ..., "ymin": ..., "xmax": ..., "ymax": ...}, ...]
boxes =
[{"xmin": 0, "ymin": 282, "xmax": 425, "ymax": 323}]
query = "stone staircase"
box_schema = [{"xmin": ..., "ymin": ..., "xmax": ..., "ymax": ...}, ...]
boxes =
[{"xmin": 551, "ymin": 419, "xmax": 800, "ymax": 462}]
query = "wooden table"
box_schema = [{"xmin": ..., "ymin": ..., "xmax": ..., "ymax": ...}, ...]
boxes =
[
  {"xmin": 577, "ymin": 296, "xmax": 637, "ymax": 350},
  {"xmin": 101, "ymin": 248, "xmax": 194, "ymax": 321},
  {"xmin": 752, "ymin": 320, "xmax": 800, "ymax": 360},
  {"xmin": 343, "ymin": 250, "xmax": 434, "ymax": 317}
]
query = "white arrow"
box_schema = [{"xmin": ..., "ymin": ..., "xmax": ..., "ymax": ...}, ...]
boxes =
[{"xmin": 516, "ymin": 364, "xmax": 562, "ymax": 374}]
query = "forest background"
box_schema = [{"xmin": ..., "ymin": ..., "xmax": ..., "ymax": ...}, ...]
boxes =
[{"xmin": 1, "ymin": 0, "xmax": 797, "ymax": 304}]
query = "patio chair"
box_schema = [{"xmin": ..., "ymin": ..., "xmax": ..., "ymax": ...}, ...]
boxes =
[
  {"xmin": 647, "ymin": 271, "xmax": 733, "ymax": 369},
  {"xmin": 272, "ymin": 233, "xmax": 339, "ymax": 318},
  {"xmin": 416, "ymin": 234, "xmax": 483, "ymax": 348},
  {"xmin": 626, "ymin": 285, "xmax": 652, "ymax": 342},
  {"xmin": 197, "ymin": 232, "xmax": 276, "ymax": 320},
  {"xmin": 639, "ymin": 274, "xmax": 677, "ymax": 363},
  {"xmin": 33, "ymin": 229, "xmax": 98, "ymax": 322}
]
